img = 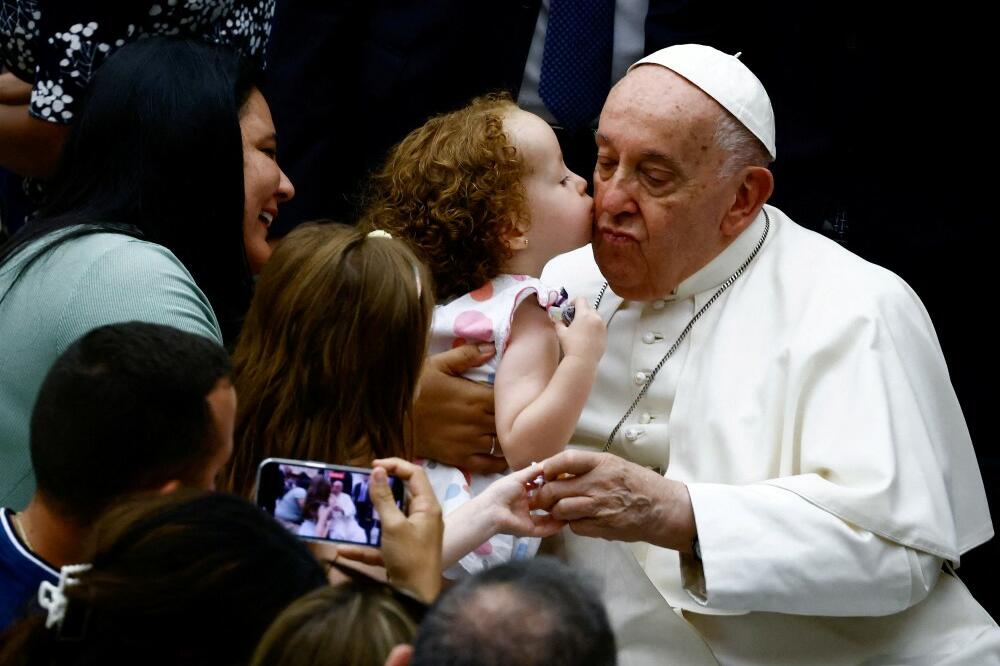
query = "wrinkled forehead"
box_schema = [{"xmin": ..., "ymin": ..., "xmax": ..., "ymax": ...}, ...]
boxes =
[
  {"xmin": 602, "ymin": 66, "xmax": 723, "ymax": 146},
  {"xmin": 602, "ymin": 65, "xmax": 722, "ymax": 131}
]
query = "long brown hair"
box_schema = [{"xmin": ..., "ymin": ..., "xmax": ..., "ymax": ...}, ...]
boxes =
[
  {"xmin": 361, "ymin": 93, "xmax": 528, "ymax": 302},
  {"xmin": 223, "ymin": 223, "xmax": 434, "ymax": 498},
  {"xmin": 0, "ymin": 491, "xmax": 327, "ymax": 666}
]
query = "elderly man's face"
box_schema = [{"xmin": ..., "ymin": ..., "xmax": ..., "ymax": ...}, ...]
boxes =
[{"xmin": 593, "ymin": 67, "xmax": 736, "ymax": 300}]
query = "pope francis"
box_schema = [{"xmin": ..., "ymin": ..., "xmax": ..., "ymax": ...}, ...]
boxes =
[{"xmin": 536, "ymin": 44, "xmax": 999, "ymax": 665}]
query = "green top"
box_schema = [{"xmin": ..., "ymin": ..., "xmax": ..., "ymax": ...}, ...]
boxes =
[{"xmin": 0, "ymin": 231, "xmax": 223, "ymax": 509}]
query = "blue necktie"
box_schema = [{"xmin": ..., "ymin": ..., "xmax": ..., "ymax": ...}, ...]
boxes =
[{"xmin": 538, "ymin": 0, "xmax": 616, "ymax": 131}]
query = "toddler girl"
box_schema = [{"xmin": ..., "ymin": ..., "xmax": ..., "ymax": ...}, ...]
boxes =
[{"xmin": 364, "ymin": 94, "xmax": 607, "ymax": 575}]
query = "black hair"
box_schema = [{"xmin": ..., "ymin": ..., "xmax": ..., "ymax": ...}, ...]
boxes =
[
  {"xmin": 411, "ymin": 557, "xmax": 617, "ymax": 666},
  {"xmin": 30, "ymin": 322, "xmax": 232, "ymax": 524},
  {"xmin": 0, "ymin": 37, "xmax": 258, "ymax": 342},
  {"xmin": 0, "ymin": 491, "xmax": 328, "ymax": 666}
]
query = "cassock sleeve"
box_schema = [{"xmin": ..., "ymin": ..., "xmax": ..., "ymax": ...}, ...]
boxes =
[{"xmin": 683, "ymin": 483, "xmax": 943, "ymax": 615}]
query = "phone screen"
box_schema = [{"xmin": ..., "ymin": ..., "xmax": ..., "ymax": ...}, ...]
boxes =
[{"xmin": 255, "ymin": 458, "xmax": 405, "ymax": 547}]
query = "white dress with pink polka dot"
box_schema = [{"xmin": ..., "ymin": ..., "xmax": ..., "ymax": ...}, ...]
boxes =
[{"xmin": 424, "ymin": 274, "xmax": 565, "ymax": 578}]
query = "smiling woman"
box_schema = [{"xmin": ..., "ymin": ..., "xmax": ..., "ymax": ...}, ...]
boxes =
[
  {"xmin": 0, "ymin": 37, "xmax": 294, "ymax": 510},
  {"xmin": 241, "ymin": 89, "xmax": 295, "ymax": 274}
]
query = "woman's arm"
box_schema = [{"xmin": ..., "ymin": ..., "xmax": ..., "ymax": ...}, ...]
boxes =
[
  {"xmin": 494, "ymin": 298, "xmax": 606, "ymax": 470},
  {"xmin": 0, "ymin": 102, "xmax": 68, "ymax": 177}
]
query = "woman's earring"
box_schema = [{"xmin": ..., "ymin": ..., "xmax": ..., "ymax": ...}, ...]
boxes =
[{"xmin": 522, "ymin": 238, "xmax": 529, "ymax": 247}]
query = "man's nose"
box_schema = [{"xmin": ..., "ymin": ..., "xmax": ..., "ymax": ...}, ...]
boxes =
[{"xmin": 597, "ymin": 171, "xmax": 638, "ymax": 216}]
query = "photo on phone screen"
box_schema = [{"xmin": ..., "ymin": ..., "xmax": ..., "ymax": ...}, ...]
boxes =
[{"xmin": 255, "ymin": 458, "xmax": 405, "ymax": 547}]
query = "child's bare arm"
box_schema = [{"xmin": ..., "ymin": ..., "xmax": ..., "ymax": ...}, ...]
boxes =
[{"xmin": 495, "ymin": 297, "xmax": 606, "ymax": 470}]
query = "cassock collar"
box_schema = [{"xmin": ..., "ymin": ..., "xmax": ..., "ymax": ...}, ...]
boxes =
[{"xmin": 670, "ymin": 208, "xmax": 769, "ymax": 301}]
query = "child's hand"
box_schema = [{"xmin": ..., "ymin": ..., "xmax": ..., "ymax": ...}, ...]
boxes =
[
  {"xmin": 555, "ymin": 297, "xmax": 606, "ymax": 364},
  {"xmin": 478, "ymin": 463, "xmax": 565, "ymax": 539}
]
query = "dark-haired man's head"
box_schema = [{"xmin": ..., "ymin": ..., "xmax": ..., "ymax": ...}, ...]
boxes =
[
  {"xmin": 405, "ymin": 557, "xmax": 616, "ymax": 666},
  {"xmin": 29, "ymin": 322, "xmax": 234, "ymax": 526}
]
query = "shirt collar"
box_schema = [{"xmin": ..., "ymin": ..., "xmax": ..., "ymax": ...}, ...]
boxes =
[{"xmin": 670, "ymin": 208, "xmax": 769, "ymax": 301}]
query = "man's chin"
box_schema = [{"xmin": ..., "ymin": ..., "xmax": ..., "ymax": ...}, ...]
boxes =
[{"xmin": 594, "ymin": 246, "xmax": 644, "ymax": 298}]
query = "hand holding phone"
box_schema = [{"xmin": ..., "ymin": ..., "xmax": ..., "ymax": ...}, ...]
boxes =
[{"xmin": 369, "ymin": 458, "xmax": 444, "ymax": 602}]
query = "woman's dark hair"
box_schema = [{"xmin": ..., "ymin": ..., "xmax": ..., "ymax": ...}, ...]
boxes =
[
  {"xmin": 0, "ymin": 37, "xmax": 258, "ymax": 342},
  {"xmin": 302, "ymin": 476, "xmax": 332, "ymax": 524},
  {"xmin": 0, "ymin": 491, "xmax": 328, "ymax": 666}
]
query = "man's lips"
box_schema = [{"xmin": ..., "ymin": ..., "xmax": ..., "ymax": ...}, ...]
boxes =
[{"xmin": 597, "ymin": 225, "xmax": 638, "ymax": 243}]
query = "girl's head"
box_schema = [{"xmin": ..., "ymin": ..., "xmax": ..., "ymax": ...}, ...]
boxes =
[
  {"xmin": 251, "ymin": 582, "xmax": 424, "ymax": 666},
  {"xmin": 2, "ymin": 37, "xmax": 293, "ymax": 341},
  {"xmin": 0, "ymin": 491, "xmax": 327, "ymax": 666},
  {"xmin": 225, "ymin": 223, "xmax": 434, "ymax": 498},
  {"xmin": 302, "ymin": 476, "xmax": 332, "ymax": 523},
  {"xmin": 363, "ymin": 93, "xmax": 592, "ymax": 301}
]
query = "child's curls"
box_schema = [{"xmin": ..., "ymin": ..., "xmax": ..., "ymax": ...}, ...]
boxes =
[{"xmin": 362, "ymin": 93, "xmax": 528, "ymax": 302}]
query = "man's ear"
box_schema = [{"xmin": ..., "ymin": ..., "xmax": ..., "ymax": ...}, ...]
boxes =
[
  {"xmin": 156, "ymin": 480, "xmax": 182, "ymax": 495},
  {"xmin": 721, "ymin": 166, "xmax": 774, "ymax": 238},
  {"xmin": 384, "ymin": 644, "xmax": 413, "ymax": 666}
]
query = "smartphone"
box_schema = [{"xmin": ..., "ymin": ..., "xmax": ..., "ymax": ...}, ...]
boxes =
[{"xmin": 255, "ymin": 457, "xmax": 405, "ymax": 547}]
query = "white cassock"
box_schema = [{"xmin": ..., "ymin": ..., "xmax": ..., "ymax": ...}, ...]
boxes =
[
  {"xmin": 328, "ymin": 491, "xmax": 366, "ymax": 543},
  {"xmin": 542, "ymin": 204, "xmax": 999, "ymax": 666}
]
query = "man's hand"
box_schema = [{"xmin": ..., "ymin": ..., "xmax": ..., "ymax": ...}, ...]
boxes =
[
  {"xmin": 412, "ymin": 344, "xmax": 506, "ymax": 475},
  {"xmin": 531, "ymin": 450, "xmax": 697, "ymax": 553},
  {"xmin": 371, "ymin": 457, "xmax": 444, "ymax": 602}
]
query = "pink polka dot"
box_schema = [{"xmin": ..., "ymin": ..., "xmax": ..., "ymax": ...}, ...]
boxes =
[
  {"xmin": 474, "ymin": 541, "xmax": 493, "ymax": 556},
  {"xmin": 469, "ymin": 282, "xmax": 494, "ymax": 301},
  {"xmin": 512, "ymin": 274, "xmax": 527, "ymax": 281},
  {"xmin": 453, "ymin": 310, "xmax": 493, "ymax": 342}
]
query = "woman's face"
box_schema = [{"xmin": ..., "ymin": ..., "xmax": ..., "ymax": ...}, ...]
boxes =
[{"xmin": 240, "ymin": 89, "xmax": 295, "ymax": 274}]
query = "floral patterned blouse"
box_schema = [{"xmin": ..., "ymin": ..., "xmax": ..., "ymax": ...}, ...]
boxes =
[{"xmin": 0, "ymin": 0, "xmax": 275, "ymax": 124}]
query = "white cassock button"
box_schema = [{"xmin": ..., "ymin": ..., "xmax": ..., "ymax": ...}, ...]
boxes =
[
  {"xmin": 639, "ymin": 412, "xmax": 652, "ymax": 424},
  {"xmin": 652, "ymin": 300, "xmax": 666, "ymax": 310},
  {"xmin": 642, "ymin": 332, "xmax": 657, "ymax": 344},
  {"xmin": 625, "ymin": 427, "xmax": 642, "ymax": 441},
  {"xmin": 634, "ymin": 371, "xmax": 648, "ymax": 385}
]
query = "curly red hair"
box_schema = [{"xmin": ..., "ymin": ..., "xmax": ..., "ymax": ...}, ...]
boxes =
[{"xmin": 362, "ymin": 93, "xmax": 528, "ymax": 301}]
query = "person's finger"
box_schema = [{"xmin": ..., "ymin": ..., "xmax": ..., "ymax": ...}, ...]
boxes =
[
  {"xmin": 372, "ymin": 457, "xmax": 420, "ymax": 480},
  {"xmin": 305, "ymin": 540, "xmax": 339, "ymax": 564},
  {"xmin": 527, "ymin": 513, "xmax": 566, "ymax": 537},
  {"xmin": 507, "ymin": 462, "xmax": 546, "ymax": 486},
  {"xmin": 369, "ymin": 466, "xmax": 407, "ymax": 528},
  {"xmin": 334, "ymin": 544, "xmax": 384, "ymax": 567},
  {"xmin": 540, "ymin": 449, "xmax": 603, "ymax": 481},
  {"xmin": 374, "ymin": 460, "xmax": 437, "ymax": 508},
  {"xmin": 430, "ymin": 343, "xmax": 495, "ymax": 376},
  {"xmin": 529, "ymin": 468, "xmax": 599, "ymax": 511},
  {"xmin": 567, "ymin": 518, "xmax": 612, "ymax": 539},
  {"xmin": 548, "ymin": 496, "xmax": 597, "ymax": 522}
]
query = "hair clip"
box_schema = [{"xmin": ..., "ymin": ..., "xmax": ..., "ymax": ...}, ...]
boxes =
[
  {"xmin": 366, "ymin": 229, "xmax": 393, "ymax": 239},
  {"xmin": 39, "ymin": 563, "xmax": 91, "ymax": 630}
]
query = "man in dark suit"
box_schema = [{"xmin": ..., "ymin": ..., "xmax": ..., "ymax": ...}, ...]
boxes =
[{"xmin": 352, "ymin": 475, "xmax": 375, "ymax": 544}]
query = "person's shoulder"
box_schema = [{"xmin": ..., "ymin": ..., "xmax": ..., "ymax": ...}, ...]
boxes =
[
  {"xmin": 769, "ymin": 207, "xmax": 916, "ymax": 309},
  {"xmin": 57, "ymin": 234, "xmax": 222, "ymax": 346},
  {"xmin": 766, "ymin": 208, "xmax": 932, "ymax": 341}
]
